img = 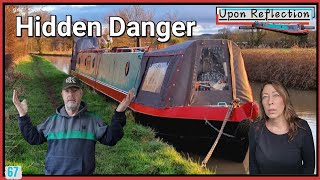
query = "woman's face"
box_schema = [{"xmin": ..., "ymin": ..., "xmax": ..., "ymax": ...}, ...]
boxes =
[{"xmin": 261, "ymin": 84, "xmax": 285, "ymax": 120}]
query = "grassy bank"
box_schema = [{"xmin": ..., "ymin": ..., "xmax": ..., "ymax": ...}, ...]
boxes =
[
  {"xmin": 5, "ymin": 55, "xmax": 212, "ymax": 175},
  {"xmin": 242, "ymin": 48, "xmax": 316, "ymax": 90}
]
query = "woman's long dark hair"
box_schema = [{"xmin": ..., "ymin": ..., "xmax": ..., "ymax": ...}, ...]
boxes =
[{"xmin": 258, "ymin": 80, "xmax": 303, "ymax": 141}]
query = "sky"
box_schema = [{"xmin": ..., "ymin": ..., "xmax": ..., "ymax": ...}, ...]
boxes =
[
  {"xmin": 32, "ymin": 5, "xmax": 232, "ymax": 35},
  {"xmin": 30, "ymin": 5, "xmax": 317, "ymax": 36}
]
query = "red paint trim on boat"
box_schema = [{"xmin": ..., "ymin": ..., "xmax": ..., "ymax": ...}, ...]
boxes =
[{"xmin": 72, "ymin": 71, "xmax": 258, "ymax": 122}]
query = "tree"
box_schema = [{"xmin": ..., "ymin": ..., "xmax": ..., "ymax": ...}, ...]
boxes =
[
  {"xmin": 17, "ymin": 5, "xmax": 32, "ymax": 53},
  {"xmin": 105, "ymin": 5, "xmax": 154, "ymax": 47},
  {"xmin": 254, "ymin": 29, "xmax": 267, "ymax": 47},
  {"xmin": 165, "ymin": 10, "xmax": 178, "ymax": 22},
  {"xmin": 151, "ymin": 10, "xmax": 188, "ymax": 48},
  {"xmin": 298, "ymin": 35, "xmax": 308, "ymax": 47},
  {"xmin": 29, "ymin": 10, "xmax": 51, "ymax": 54},
  {"xmin": 5, "ymin": 5, "xmax": 19, "ymax": 70},
  {"xmin": 217, "ymin": 27, "xmax": 234, "ymax": 40},
  {"xmin": 16, "ymin": 5, "xmax": 49, "ymax": 53}
]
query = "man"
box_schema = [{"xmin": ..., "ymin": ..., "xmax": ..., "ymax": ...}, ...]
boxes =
[{"xmin": 12, "ymin": 76, "xmax": 134, "ymax": 175}]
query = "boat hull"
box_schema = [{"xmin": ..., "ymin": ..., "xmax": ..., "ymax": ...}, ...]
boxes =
[{"xmin": 134, "ymin": 112, "xmax": 250, "ymax": 162}]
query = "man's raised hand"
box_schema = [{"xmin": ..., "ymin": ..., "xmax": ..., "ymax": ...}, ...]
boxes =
[
  {"xmin": 12, "ymin": 89, "xmax": 28, "ymax": 117},
  {"xmin": 116, "ymin": 88, "xmax": 135, "ymax": 112}
]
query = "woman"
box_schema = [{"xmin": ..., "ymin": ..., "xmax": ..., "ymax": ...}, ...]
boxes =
[{"xmin": 249, "ymin": 80, "xmax": 315, "ymax": 174}]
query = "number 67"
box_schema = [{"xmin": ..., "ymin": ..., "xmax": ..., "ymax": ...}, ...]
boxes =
[{"xmin": 8, "ymin": 166, "xmax": 18, "ymax": 177}]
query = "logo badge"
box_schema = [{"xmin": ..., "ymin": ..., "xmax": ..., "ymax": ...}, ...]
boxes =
[
  {"xmin": 66, "ymin": 77, "xmax": 76, "ymax": 83},
  {"xmin": 5, "ymin": 166, "xmax": 22, "ymax": 179}
]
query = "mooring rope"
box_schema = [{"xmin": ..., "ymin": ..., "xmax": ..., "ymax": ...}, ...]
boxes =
[{"xmin": 201, "ymin": 98, "xmax": 240, "ymax": 168}]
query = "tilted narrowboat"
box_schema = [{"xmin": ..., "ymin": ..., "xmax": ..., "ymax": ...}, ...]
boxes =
[{"xmin": 70, "ymin": 37, "xmax": 259, "ymax": 161}]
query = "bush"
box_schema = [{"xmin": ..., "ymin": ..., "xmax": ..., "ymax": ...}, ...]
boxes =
[
  {"xmin": 5, "ymin": 54, "xmax": 13, "ymax": 72},
  {"xmin": 242, "ymin": 48, "xmax": 316, "ymax": 90}
]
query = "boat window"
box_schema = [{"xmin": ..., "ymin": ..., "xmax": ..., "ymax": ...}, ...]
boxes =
[
  {"xmin": 195, "ymin": 47, "xmax": 229, "ymax": 91},
  {"xmin": 141, "ymin": 62, "xmax": 169, "ymax": 93},
  {"xmin": 78, "ymin": 37, "xmax": 99, "ymax": 51},
  {"xmin": 288, "ymin": 25, "xmax": 295, "ymax": 30},
  {"xmin": 85, "ymin": 56, "xmax": 91, "ymax": 70}
]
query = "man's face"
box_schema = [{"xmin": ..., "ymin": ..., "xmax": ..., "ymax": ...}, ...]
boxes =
[{"xmin": 61, "ymin": 87, "xmax": 83, "ymax": 112}]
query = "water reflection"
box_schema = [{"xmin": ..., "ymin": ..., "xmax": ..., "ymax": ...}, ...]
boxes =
[{"xmin": 42, "ymin": 55, "xmax": 71, "ymax": 74}]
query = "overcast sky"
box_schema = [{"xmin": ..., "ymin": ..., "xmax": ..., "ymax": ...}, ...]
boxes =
[
  {"xmin": 32, "ymin": 5, "xmax": 317, "ymax": 36},
  {"xmin": 34, "ymin": 5, "xmax": 228, "ymax": 35}
]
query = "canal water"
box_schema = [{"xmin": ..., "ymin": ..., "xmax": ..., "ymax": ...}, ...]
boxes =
[
  {"xmin": 42, "ymin": 55, "xmax": 71, "ymax": 74},
  {"xmin": 44, "ymin": 55, "xmax": 317, "ymax": 174}
]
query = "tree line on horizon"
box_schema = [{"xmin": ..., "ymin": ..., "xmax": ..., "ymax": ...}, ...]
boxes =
[{"xmin": 212, "ymin": 27, "xmax": 316, "ymax": 48}]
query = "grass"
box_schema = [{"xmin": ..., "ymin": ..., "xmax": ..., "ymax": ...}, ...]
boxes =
[
  {"xmin": 242, "ymin": 48, "xmax": 316, "ymax": 90},
  {"xmin": 4, "ymin": 55, "xmax": 212, "ymax": 175}
]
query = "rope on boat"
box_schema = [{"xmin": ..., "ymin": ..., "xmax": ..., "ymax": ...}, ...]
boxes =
[
  {"xmin": 201, "ymin": 98, "xmax": 240, "ymax": 168},
  {"xmin": 205, "ymin": 120, "xmax": 235, "ymax": 138}
]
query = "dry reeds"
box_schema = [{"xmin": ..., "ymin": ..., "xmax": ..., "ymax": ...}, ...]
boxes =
[{"xmin": 242, "ymin": 48, "xmax": 316, "ymax": 90}]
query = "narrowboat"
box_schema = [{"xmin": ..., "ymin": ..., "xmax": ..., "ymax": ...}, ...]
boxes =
[{"xmin": 70, "ymin": 37, "xmax": 259, "ymax": 161}]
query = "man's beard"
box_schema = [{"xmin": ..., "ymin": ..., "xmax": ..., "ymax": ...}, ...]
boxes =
[{"xmin": 65, "ymin": 101, "xmax": 80, "ymax": 112}]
